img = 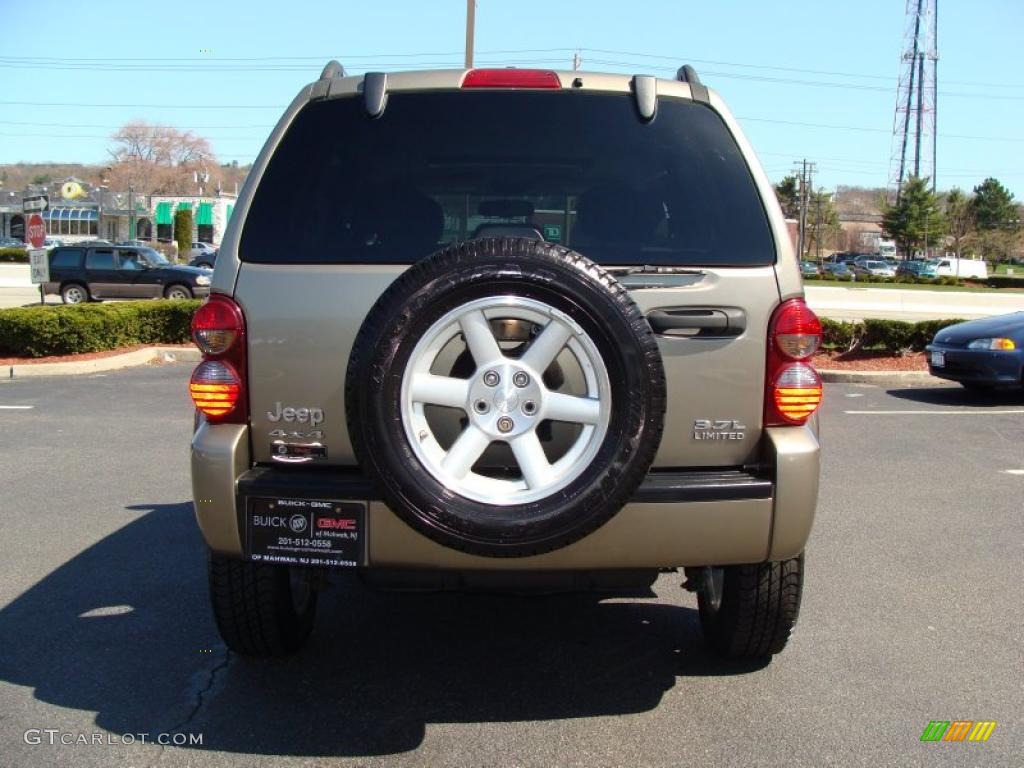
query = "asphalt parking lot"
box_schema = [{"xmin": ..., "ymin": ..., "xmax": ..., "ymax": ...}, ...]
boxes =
[{"xmin": 0, "ymin": 364, "xmax": 1020, "ymax": 767}]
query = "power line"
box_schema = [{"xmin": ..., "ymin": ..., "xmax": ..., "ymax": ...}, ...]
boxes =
[{"xmin": 2, "ymin": 47, "xmax": 1021, "ymax": 89}]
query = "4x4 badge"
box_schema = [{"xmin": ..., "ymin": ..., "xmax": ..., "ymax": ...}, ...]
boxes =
[{"xmin": 693, "ymin": 419, "xmax": 746, "ymax": 441}]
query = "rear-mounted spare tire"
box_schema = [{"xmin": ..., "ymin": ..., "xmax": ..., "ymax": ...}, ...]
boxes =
[{"xmin": 346, "ymin": 238, "xmax": 666, "ymax": 557}]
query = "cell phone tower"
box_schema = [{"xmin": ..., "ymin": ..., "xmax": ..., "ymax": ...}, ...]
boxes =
[{"xmin": 888, "ymin": 0, "xmax": 938, "ymax": 201}]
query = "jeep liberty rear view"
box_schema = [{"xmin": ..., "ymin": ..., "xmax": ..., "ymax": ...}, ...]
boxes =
[{"xmin": 189, "ymin": 63, "xmax": 822, "ymax": 659}]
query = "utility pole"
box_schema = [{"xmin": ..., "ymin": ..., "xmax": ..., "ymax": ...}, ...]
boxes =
[
  {"xmin": 794, "ymin": 159, "xmax": 815, "ymax": 260},
  {"xmin": 572, "ymin": 50, "xmax": 582, "ymax": 71},
  {"xmin": 464, "ymin": 0, "xmax": 476, "ymax": 69}
]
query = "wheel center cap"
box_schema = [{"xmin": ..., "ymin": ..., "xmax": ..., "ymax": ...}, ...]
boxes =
[{"xmin": 493, "ymin": 389, "xmax": 519, "ymax": 414}]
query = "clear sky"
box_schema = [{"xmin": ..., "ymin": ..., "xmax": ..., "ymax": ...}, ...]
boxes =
[{"xmin": 2, "ymin": 0, "xmax": 1022, "ymax": 197}]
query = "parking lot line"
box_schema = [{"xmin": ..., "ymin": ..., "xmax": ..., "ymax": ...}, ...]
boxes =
[
  {"xmin": 844, "ymin": 409, "xmax": 1024, "ymax": 415},
  {"xmin": 0, "ymin": 405, "xmax": 34, "ymax": 410}
]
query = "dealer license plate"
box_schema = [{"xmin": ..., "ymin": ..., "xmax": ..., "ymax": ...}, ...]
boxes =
[
  {"xmin": 246, "ymin": 497, "xmax": 365, "ymax": 567},
  {"xmin": 931, "ymin": 350, "xmax": 945, "ymax": 368}
]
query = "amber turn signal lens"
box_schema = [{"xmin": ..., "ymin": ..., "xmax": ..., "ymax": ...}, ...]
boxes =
[
  {"xmin": 190, "ymin": 361, "xmax": 241, "ymax": 417},
  {"xmin": 772, "ymin": 364, "xmax": 823, "ymax": 424}
]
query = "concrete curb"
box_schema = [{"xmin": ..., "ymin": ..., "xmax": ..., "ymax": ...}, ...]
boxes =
[
  {"xmin": 819, "ymin": 368, "xmax": 943, "ymax": 386},
  {"xmin": 7, "ymin": 346, "xmax": 201, "ymax": 378}
]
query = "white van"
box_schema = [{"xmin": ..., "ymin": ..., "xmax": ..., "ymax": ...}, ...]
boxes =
[{"xmin": 934, "ymin": 257, "xmax": 988, "ymax": 279}]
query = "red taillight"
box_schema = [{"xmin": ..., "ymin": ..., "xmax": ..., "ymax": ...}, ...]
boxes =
[
  {"xmin": 765, "ymin": 299, "xmax": 823, "ymax": 426},
  {"xmin": 192, "ymin": 294, "xmax": 244, "ymax": 354},
  {"xmin": 461, "ymin": 68, "xmax": 561, "ymax": 89},
  {"xmin": 190, "ymin": 294, "xmax": 247, "ymax": 423}
]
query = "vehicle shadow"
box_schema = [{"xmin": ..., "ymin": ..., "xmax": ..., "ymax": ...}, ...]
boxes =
[
  {"xmin": 886, "ymin": 385, "xmax": 1024, "ymax": 407},
  {"xmin": 0, "ymin": 502, "xmax": 766, "ymax": 758}
]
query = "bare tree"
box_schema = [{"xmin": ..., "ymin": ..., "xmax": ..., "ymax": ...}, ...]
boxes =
[
  {"xmin": 943, "ymin": 188, "xmax": 973, "ymax": 258},
  {"xmin": 108, "ymin": 122, "xmax": 220, "ymax": 194}
]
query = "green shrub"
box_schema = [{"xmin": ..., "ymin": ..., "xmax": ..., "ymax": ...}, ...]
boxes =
[
  {"xmin": 862, "ymin": 319, "xmax": 915, "ymax": 352},
  {"xmin": 0, "ymin": 247, "xmax": 28, "ymax": 263},
  {"xmin": 174, "ymin": 209, "xmax": 193, "ymax": 258},
  {"xmin": 0, "ymin": 300, "xmax": 200, "ymax": 358},
  {"xmin": 979, "ymin": 275, "xmax": 1024, "ymax": 289},
  {"xmin": 820, "ymin": 318, "xmax": 859, "ymax": 350},
  {"xmin": 819, "ymin": 317, "xmax": 967, "ymax": 353}
]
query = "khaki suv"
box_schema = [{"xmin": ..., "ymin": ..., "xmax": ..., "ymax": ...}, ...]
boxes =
[{"xmin": 189, "ymin": 63, "xmax": 822, "ymax": 660}]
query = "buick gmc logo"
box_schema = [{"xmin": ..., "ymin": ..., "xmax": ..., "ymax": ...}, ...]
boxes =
[{"xmin": 252, "ymin": 514, "xmax": 308, "ymax": 532}]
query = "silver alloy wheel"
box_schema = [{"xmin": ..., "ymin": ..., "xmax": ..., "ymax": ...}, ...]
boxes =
[
  {"xmin": 166, "ymin": 286, "xmax": 191, "ymax": 300},
  {"xmin": 62, "ymin": 285, "xmax": 87, "ymax": 304},
  {"xmin": 400, "ymin": 296, "xmax": 612, "ymax": 506}
]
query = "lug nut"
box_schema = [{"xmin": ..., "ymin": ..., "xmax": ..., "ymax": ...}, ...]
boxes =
[
  {"xmin": 482, "ymin": 370, "xmax": 500, "ymax": 387},
  {"xmin": 496, "ymin": 416, "xmax": 514, "ymax": 433},
  {"xmin": 512, "ymin": 371, "xmax": 530, "ymax": 388},
  {"xmin": 473, "ymin": 399, "xmax": 490, "ymax": 414},
  {"xmin": 522, "ymin": 400, "xmax": 537, "ymax": 415}
]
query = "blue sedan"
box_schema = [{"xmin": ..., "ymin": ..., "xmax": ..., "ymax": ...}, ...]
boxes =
[{"xmin": 927, "ymin": 312, "xmax": 1024, "ymax": 390}]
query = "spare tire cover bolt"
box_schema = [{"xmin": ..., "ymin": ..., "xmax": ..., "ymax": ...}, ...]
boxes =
[
  {"xmin": 482, "ymin": 370, "xmax": 500, "ymax": 386},
  {"xmin": 496, "ymin": 416, "xmax": 514, "ymax": 433},
  {"xmin": 513, "ymin": 371, "xmax": 530, "ymax": 387},
  {"xmin": 474, "ymin": 399, "xmax": 490, "ymax": 414}
]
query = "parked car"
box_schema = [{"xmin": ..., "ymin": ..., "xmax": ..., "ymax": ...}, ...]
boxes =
[
  {"xmin": 800, "ymin": 260, "xmax": 820, "ymax": 277},
  {"xmin": 927, "ymin": 312, "xmax": 1024, "ymax": 391},
  {"xmin": 115, "ymin": 239, "xmax": 148, "ymax": 247},
  {"xmin": 189, "ymin": 241, "xmax": 217, "ymax": 260},
  {"xmin": 43, "ymin": 237, "xmax": 64, "ymax": 249},
  {"xmin": 0, "ymin": 236, "xmax": 26, "ymax": 249},
  {"xmin": 852, "ymin": 259, "xmax": 895, "ymax": 278},
  {"xmin": 896, "ymin": 260, "xmax": 939, "ymax": 278},
  {"xmin": 188, "ymin": 63, "xmax": 824, "ymax": 660},
  {"xmin": 43, "ymin": 244, "xmax": 211, "ymax": 303},
  {"xmin": 188, "ymin": 249, "xmax": 218, "ymax": 270},
  {"xmin": 823, "ymin": 261, "xmax": 853, "ymax": 278}
]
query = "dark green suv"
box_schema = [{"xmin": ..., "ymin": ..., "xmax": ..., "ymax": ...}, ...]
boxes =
[{"xmin": 44, "ymin": 245, "xmax": 211, "ymax": 303}]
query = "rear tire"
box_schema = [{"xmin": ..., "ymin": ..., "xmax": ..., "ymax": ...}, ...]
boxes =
[
  {"xmin": 61, "ymin": 283, "xmax": 89, "ymax": 304},
  {"xmin": 697, "ymin": 554, "xmax": 804, "ymax": 659},
  {"xmin": 207, "ymin": 552, "xmax": 318, "ymax": 657}
]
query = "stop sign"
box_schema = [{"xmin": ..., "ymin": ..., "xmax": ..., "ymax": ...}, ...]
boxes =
[{"xmin": 27, "ymin": 213, "xmax": 46, "ymax": 249}]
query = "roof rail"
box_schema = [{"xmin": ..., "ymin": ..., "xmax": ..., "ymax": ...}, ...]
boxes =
[
  {"xmin": 320, "ymin": 60, "xmax": 346, "ymax": 80},
  {"xmin": 676, "ymin": 65, "xmax": 709, "ymax": 105}
]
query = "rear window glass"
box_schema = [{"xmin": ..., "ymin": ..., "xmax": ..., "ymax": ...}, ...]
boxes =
[
  {"xmin": 85, "ymin": 249, "xmax": 115, "ymax": 269},
  {"xmin": 241, "ymin": 91, "xmax": 774, "ymax": 267},
  {"xmin": 49, "ymin": 248, "xmax": 83, "ymax": 269}
]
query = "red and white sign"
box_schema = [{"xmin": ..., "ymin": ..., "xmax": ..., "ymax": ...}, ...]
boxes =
[{"xmin": 27, "ymin": 213, "xmax": 46, "ymax": 249}]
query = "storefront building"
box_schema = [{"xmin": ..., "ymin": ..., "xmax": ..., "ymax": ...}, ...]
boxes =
[{"xmin": 151, "ymin": 195, "xmax": 236, "ymax": 245}]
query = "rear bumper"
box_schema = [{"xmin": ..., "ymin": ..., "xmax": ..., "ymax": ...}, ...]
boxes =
[{"xmin": 191, "ymin": 424, "xmax": 818, "ymax": 568}]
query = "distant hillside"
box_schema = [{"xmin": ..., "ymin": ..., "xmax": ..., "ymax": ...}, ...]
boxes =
[{"xmin": 0, "ymin": 163, "xmax": 103, "ymax": 192}]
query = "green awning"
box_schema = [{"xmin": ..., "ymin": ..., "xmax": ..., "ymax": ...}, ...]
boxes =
[
  {"xmin": 176, "ymin": 201, "xmax": 193, "ymax": 213},
  {"xmin": 154, "ymin": 202, "xmax": 172, "ymax": 225},
  {"xmin": 226, "ymin": 204, "xmax": 234, "ymax": 221},
  {"xmin": 196, "ymin": 202, "xmax": 214, "ymax": 226}
]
